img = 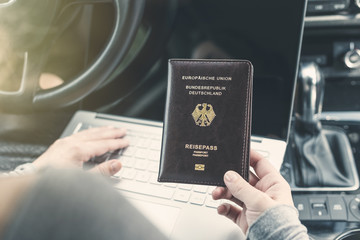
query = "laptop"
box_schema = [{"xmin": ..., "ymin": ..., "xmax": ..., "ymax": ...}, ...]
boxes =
[{"xmin": 60, "ymin": 0, "xmax": 307, "ymax": 239}]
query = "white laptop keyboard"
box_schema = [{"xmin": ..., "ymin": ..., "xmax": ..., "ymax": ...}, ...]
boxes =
[
  {"xmin": 76, "ymin": 123, "xmax": 270, "ymax": 209},
  {"xmin": 76, "ymin": 124, "xmax": 220, "ymax": 209}
]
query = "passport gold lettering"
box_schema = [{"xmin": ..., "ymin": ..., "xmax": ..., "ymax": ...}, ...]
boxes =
[
  {"xmin": 185, "ymin": 144, "xmax": 218, "ymax": 151},
  {"xmin": 185, "ymin": 85, "xmax": 226, "ymax": 91},
  {"xmin": 182, "ymin": 75, "xmax": 215, "ymax": 80},
  {"xmin": 185, "ymin": 85, "xmax": 226, "ymax": 96},
  {"xmin": 182, "ymin": 75, "xmax": 232, "ymax": 81},
  {"xmin": 192, "ymin": 150, "xmax": 209, "ymax": 157},
  {"xmin": 193, "ymin": 151, "xmax": 208, "ymax": 154},
  {"xmin": 189, "ymin": 91, "xmax": 222, "ymax": 96},
  {"xmin": 216, "ymin": 76, "xmax": 232, "ymax": 81}
]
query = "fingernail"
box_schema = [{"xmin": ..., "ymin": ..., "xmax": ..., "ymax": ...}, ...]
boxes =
[
  {"xmin": 111, "ymin": 161, "xmax": 121, "ymax": 173},
  {"xmin": 224, "ymin": 171, "xmax": 237, "ymax": 182}
]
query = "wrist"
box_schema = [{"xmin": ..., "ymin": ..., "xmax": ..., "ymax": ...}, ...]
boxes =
[
  {"xmin": 15, "ymin": 163, "xmax": 37, "ymax": 175},
  {"xmin": 32, "ymin": 157, "xmax": 47, "ymax": 170},
  {"xmin": 4, "ymin": 163, "xmax": 37, "ymax": 177}
]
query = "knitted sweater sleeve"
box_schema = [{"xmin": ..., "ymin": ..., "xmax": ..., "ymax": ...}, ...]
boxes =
[{"xmin": 247, "ymin": 205, "xmax": 309, "ymax": 240}]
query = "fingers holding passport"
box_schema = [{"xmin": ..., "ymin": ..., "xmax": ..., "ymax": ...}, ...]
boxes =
[{"xmin": 212, "ymin": 149, "xmax": 294, "ymax": 230}]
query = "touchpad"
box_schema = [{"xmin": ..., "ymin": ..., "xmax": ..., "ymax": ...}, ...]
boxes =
[
  {"xmin": 129, "ymin": 199, "xmax": 181, "ymax": 238},
  {"xmin": 171, "ymin": 205, "xmax": 245, "ymax": 240}
]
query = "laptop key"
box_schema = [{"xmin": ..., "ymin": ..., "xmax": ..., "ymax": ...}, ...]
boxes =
[
  {"xmin": 164, "ymin": 183, "xmax": 177, "ymax": 188},
  {"xmin": 149, "ymin": 173, "xmax": 162, "ymax": 185},
  {"xmin": 135, "ymin": 171, "xmax": 151, "ymax": 182},
  {"xmin": 178, "ymin": 184, "xmax": 192, "ymax": 191},
  {"xmin": 135, "ymin": 149, "xmax": 149, "ymax": 159},
  {"xmin": 121, "ymin": 168, "xmax": 136, "ymax": 180},
  {"xmin": 148, "ymin": 150, "xmax": 160, "ymax": 161},
  {"xmin": 174, "ymin": 190, "xmax": 191, "ymax": 203},
  {"xmin": 134, "ymin": 159, "xmax": 148, "ymax": 170},
  {"xmin": 149, "ymin": 140, "xmax": 161, "ymax": 150},
  {"xmin": 115, "ymin": 179, "xmax": 175, "ymax": 200},
  {"xmin": 122, "ymin": 147, "xmax": 137, "ymax": 156},
  {"xmin": 136, "ymin": 138, "xmax": 151, "ymax": 148},
  {"xmin": 193, "ymin": 185, "xmax": 208, "ymax": 193},
  {"xmin": 120, "ymin": 157, "xmax": 135, "ymax": 168},
  {"xmin": 190, "ymin": 192, "xmax": 206, "ymax": 205},
  {"xmin": 148, "ymin": 162, "xmax": 159, "ymax": 173},
  {"xmin": 205, "ymin": 197, "xmax": 221, "ymax": 209}
]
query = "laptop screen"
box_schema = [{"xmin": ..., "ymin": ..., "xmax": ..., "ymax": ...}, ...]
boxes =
[{"xmin": 186, "ymin": 0, "xmax": 307, "ymax": 141}]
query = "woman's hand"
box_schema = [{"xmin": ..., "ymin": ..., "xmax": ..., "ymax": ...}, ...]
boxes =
[
  {"xmin": 212, "ymin": 150, "xmax": 294, "ymax": 233},
  {"xmin": 33, "ymin": 126, "xmax": 129, "ymax": 176}
]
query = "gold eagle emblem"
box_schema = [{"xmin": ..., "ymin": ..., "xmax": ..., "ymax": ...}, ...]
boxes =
[{"xmin": 191, "ymin": 103, "xmax": 216, "ymax": 127}]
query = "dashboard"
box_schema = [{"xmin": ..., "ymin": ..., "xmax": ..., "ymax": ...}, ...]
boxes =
[{"xmin": 304, "ymin": 0, "xmax": 360, "ymax": 111}]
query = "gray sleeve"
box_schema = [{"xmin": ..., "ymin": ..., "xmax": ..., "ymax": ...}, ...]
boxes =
[
  {"xmin": 246, "ymin": 205, "xmax": 309, "ymax": 240},
  {"xmin": 2, "ymin": 169, "xmax": 168, "ymax": 240}
]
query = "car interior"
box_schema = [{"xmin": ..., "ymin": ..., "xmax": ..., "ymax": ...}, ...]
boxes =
[{"xmin": 1, "ymin": 0, "xmax": 360, "ymax": 239}]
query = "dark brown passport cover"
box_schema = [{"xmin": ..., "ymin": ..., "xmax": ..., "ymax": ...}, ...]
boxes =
[{"xmin": 158, "ymin": 59, "xmax": 253, "ymax": 186}]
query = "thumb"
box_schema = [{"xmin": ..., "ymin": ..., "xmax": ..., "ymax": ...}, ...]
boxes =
[
  {"xmin": 90, "ymin": 160, "xmax": 122, "ymax": 176},
  {"xmin": 224, "ymin": 171, "xmax": 274, "ymax": 210}
]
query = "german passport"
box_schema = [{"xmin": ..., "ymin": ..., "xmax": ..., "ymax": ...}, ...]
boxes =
[{"xmin": 158, "ymin": 59, "xmax": 253, "ymax": 186}]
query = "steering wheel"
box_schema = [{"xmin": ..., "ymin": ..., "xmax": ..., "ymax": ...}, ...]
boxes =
[{"xmin": 0, "ymin": 0, "xmax": 145, "ymax": 112}]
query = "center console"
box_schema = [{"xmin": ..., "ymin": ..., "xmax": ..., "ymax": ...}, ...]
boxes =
[
  {"xmin": 288, "ymin": 116, "xmax": 360, "ymax": 239},
  {"xmin": 283, "ymin": 1, "xmax": 360, "ymax": 238}
]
